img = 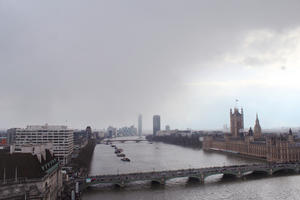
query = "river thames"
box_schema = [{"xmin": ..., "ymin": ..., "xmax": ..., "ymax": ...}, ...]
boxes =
[{"xmin": 83, "ymin": 137, "xmax": 300, "ymax": 200}]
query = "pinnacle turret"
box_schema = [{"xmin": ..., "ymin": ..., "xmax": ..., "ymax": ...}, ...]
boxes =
[{"xmin": 254, "ymin": 113, "xmax": 262, "ymax": 138}]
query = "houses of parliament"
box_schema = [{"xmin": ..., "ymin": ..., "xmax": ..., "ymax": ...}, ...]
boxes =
[{"xmin": 203, "ymin": 107, "xmax": 300, "ymax": 163}]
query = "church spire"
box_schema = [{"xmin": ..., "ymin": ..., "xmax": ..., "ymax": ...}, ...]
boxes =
[{"xmin": 254, "ymin": 113, "xmax": 262, "ymax": 138}]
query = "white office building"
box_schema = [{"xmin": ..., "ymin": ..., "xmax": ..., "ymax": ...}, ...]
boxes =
[{"xmin": 15, "ymin": 124, "xmax": 74, "ymax": 165}]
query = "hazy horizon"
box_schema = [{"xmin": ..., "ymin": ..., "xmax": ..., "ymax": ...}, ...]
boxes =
[{"xmin": 1, "ymin": 1, "xmax": 300, "ymax": 130}]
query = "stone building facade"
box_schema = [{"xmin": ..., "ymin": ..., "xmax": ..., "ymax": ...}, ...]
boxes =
[
  {"xmin": 0, "ymin": 144, "xmax": 63, "ymax": 199},
  {"xmin": 230, "ymin": 108, "xmax": 244, "ymax": 137},
  {"xmin": 204, "ymin": 108, "xmax": 300, "ymax": 163}
]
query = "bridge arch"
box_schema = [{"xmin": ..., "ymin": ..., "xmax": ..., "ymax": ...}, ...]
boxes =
[
  {"xmin": 157, "ymin": 175, "xmax": 203, "ymax": 184},
  {"xmin": 151, "ymin": 179, "xmax": 165, "ymax": 185},
  {"xmin": 114, "ymin": 182, "xmax": 126, "ymax": 188},
  {"xmin": 272, "ymin": 167, "xmax": 297, "ymax": 175},
  {"xmin": 187, "ymin": 176, "xmax": 201, "ymax": 181},
  {"xmin": 243, "ymin": 168, "xmax": 270, "ymax": 175},
  {"xmin": 204, "ymin": 171, "xmax": 240, "ymax": 180}
]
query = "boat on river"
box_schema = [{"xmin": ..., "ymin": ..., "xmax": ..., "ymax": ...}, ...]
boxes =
[
  {"xmin": 117, "ymin": 153, "xmax": 125, "ymax": 157},
  {"xmin": 115, "ymin": 148, "xmax": 123, "ymax": 154},
  {"xmin": 121, "ymin": 157, "xmax": 130, "ymax": 162}
]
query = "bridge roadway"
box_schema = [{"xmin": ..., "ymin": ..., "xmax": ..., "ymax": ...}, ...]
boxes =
[
  {"xmin": 104, "ymin": 139, "xmax": 147, "ymax": 143},
  {"xmin": 78, "ymin": 163, "xmax": 300, "ymax": 190}
]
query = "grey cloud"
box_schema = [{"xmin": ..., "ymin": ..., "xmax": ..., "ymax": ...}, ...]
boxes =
[{"xmin": 1, "ymin": 0, "xmax": 300, "ymax": 129}]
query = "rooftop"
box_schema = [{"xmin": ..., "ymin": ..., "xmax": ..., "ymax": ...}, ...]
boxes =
[
  {"xmin": 0, "ymin": 149, "xmax": 58, "ymax": 180},
  {"xmin": 17, "ymin": 124, "xmax": 71, "ymax": 131}
]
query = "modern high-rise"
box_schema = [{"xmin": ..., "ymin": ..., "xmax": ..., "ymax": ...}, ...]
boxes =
[
  {"xmin": 15, "ymin": 124, "xmax": 74, "ymax": 165},
  {"xmin": 138, "ymin": 114, "xmax": 142, "ymax": 137},
  {"xmin": 165, "ymin": 125, "xmax": 170, "ymax": 131},
  {"xmin": 117, "ymin": 126, "xmax": 137, "ymax": 136},
  {"xmin": 107, "ymin": 126, "xmax": 117, "ymax": 138},
  {"xmin": 6, "ymin": 128, "xmax": 17, "ymax": 144},
  {"xmin": 153, "ymin": 115, "xmax": 161, "ymax": 136}
]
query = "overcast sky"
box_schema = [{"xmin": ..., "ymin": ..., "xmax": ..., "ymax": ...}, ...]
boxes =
[{"xmin": 1, "ymin": 0, "xmax": 300, "ymax": 130}]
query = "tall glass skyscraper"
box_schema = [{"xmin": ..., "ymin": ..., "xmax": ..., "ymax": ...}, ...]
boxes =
[
  {"xmin": 138, "ymin": 114, "xmax": 142, "ymax": 137},
  {"xmin": 153, "ymin": 115, "xmax": 161, "ymax": 136}
]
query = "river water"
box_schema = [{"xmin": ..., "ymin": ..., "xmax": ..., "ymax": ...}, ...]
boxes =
[{"xmin": 83, "ymin": 137, "xmax": 300, "ymax": 200}]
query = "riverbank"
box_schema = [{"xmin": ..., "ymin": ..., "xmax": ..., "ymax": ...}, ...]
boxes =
[
  {"xmin": 72, "ymin": 139, "xmax": 97, "ymax": 175},
  {"xmin": 206, "ymin": 148, "xmax": 267, "ymax": 162},
  {"xmin": 146, "ymin": 134, "xmax": 202, "ymax": 148},
  {"xmin": 61, "ymin": 139, "xmax": 97, "ymax": 199}
]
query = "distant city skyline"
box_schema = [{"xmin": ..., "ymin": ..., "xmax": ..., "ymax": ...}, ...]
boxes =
[
  {"xmin": 2, "ymin": 1, "xmax": 300, "ymax": 130},
  {"xmin": 1, "ymin": 107, "xmax": 300, "ymax": 132}
]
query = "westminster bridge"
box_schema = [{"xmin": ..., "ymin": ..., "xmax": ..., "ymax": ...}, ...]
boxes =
[{"xmin": 78, "ymin": 162, "xmax": 300, "ymax": 190}]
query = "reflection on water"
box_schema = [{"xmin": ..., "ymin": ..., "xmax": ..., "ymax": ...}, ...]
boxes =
[{"xmin": 83, "ymin": 137, "xmax": 300, "ymax": 200}]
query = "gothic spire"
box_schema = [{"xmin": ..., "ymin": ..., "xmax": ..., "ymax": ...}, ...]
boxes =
[{"xmin": 254, "ymin": 113, "xmax": 262, "ymax": 138}]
